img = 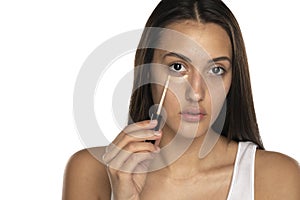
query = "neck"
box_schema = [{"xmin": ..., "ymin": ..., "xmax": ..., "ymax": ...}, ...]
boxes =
[{"xmin": 149, "ymin": 127, "xmax": 233, "ymax": 178}]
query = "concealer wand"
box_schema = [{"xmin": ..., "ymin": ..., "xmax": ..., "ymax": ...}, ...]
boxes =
[{"xmin": 147, "ymin": 75, "xmax": 171, "ymax": 144}]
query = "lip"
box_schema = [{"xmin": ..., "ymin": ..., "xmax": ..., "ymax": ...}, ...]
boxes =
[{"xmin": 180, "ymin": 107, "xmax": 207, "ymax": 122}]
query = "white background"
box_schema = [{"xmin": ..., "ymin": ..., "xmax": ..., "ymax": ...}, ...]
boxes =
[{"xmin": 0, "ymin": 0, "xmax": 299, "ymax": 199}]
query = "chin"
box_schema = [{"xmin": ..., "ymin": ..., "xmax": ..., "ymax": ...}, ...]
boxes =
[{"xmin": 165, "ymin": 119, "xmax": 210, "ymax": 140}]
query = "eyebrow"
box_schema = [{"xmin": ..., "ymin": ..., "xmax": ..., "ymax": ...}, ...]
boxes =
[
  {"xmin": 163, "ymin": 52, "xmax": 231, "ymax": 64},
  {"xmin": 163, "ymin": 52, "xmax": 192, "ymax": 62},
  {"xmin": 208, "ymin": 56, "xmax": 232, "ymax": 64}
]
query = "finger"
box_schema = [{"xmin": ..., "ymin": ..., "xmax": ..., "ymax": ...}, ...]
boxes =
[
  {"xmin": 154, "ymin": 131, "xmax": 163, "ymax": 146},
  {"xmin": 124, "ymin": 120, "xmax": 158, "ymax": 133},
  {"xmin": 116, "ymin": 129, "xmax": 162, "ymax": 148},
  {"xmin": 111, "ymin": 120, "xmax": 157, "ymax": 145},
  {"xmin": 133, "ymin": 158, "xmax": 157, "ymax": 174},
  {"xmin": 104, "ymin": 130, "xmax": 161, "ymax": 163},
  {"xmin": 120, "ymin": 152, "xmax": 155, "ymax": 174},
  {"xmin": 102, "ymin": 143, "xmax": 122, "ymax": 165},
  {"xmin": 106, "ymin": 148, "xmax": 131, "ymax": 172},
  {"xmin": 105, "ymin": 141, "xmax": 159, "ymax": 170}
]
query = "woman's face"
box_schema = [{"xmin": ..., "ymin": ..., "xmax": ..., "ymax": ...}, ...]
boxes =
[{"xmin": 151, "ymin": 20, "xmax": 232, "ymax": 140}]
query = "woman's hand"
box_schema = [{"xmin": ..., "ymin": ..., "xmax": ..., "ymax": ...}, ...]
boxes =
[{"xmin": 102, "ymin": 120, "xmax": 162, "ymax": 200}]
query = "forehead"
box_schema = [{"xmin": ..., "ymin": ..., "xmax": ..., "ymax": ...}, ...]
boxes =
[{"xmin": 155, "ymin": 20, "xmax": 232, "ymax": 61}]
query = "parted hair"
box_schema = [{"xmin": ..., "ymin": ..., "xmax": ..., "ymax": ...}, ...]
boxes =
[{"xmin": 128, "ymin": 0, "xmax": 264, "ymax": 149}]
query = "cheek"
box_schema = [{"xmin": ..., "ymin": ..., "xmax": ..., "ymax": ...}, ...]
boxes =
[
  {"xmin": 163, "ymin": 91, "xmax": 181, "ymax": 130},
  {"xmin": 210, "ymin": 74, "xmax": 232, "ymax": 122},
  {"xmin": 152, "ymin": 84, "xmax": 180, "ymax": 112},
  {"xmin": 164, "ymin": 91, "xmax": 180, "ymax": 111}
]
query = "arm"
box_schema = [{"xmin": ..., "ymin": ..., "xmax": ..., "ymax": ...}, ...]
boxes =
[
  {"xmin": 255, "ymin": 150, "xmax": 300, "ymax": 199},
  {"xmin": 62, "ymin": 120, "xmax": 160, "ymax": 200},
  {"xmin": 62, "ymin": 148, "xmax": 111, "ymax": 200}
]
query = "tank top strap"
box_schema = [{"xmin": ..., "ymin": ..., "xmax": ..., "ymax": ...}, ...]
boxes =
[{"xmin": 227, "ymin": 141, "xmax": 257, "ymax": 200}]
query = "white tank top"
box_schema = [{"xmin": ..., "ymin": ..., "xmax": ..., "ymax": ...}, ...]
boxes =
[
  {"xmin": 227, "ymin": 141, "xmax": 257, "ymax": 200},
  {"xmin": 110, "ymin": 141, "xmax": 258, "ymax": 200}
]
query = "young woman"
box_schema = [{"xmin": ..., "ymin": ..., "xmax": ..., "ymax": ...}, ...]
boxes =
[{"xmin": 63, "ymin": 0, "xmax": 300, "ymax": 199}]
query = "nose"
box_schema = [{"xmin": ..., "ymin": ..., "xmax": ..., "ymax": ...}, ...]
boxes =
[{"xmin": 185, "ymin": 69, "xmax": 206, "ymax": 102}]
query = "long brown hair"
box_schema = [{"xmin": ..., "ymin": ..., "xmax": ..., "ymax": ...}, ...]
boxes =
[{"xmin": 128, "ymin": 0, "xmax": 264, "ymax": 149}]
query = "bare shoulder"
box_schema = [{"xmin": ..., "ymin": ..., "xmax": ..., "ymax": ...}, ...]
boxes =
[
  {"xmin": 255, "ymin": 149, "xmax": 300, "ymax": 199},
  {"xmin": 62, "ymin": 147, "xmax": 111, "ymax": 200}
]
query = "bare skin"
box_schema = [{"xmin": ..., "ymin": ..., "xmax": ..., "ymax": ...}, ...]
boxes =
[
  {"xmin": 62, "ymin": 21, "xmax": 300, "ymax": 200},
  {"xmin": 63, "ymin": 141, "xmax": 300, "ymax": 200}
]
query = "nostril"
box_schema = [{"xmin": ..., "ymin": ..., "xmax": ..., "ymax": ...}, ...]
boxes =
[{"xmin": 185, "ymin": 86, "xmax": 204, "ymax": 102}]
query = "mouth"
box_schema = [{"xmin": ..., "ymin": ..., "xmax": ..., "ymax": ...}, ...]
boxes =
[{"xmin": 180, "ymin": 107, "xmax": 207, "ymax": 122}]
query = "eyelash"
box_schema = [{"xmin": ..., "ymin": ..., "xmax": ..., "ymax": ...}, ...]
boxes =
[
  {"xmin": 208, "ymin": 65, "xmax": 226, "ymax": 76},
  {"xmin": 168, "ymin": 62, "xmax": 187, "ymax": 73},
  {"xmin": 169, "ymin": 62, "xmax": 226, "ymax": 77}
]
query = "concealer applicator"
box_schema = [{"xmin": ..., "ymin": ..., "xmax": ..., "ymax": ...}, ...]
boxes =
[{"xmin": 147, "ymin": 75, "xmax": 171, "ymax": 144}]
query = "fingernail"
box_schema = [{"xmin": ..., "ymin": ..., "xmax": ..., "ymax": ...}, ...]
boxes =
[
  {"xmin": 154, "ymin": 131, "xmax": 161, "ymax": 136},
  {"xmin": 150, "ymin": 120, "xmax": 157, "ymax": 125},
  {"xmin": 154, "ymin": 146, "xmax": 161, "ymax": 153},
  {"xmin": 102, "ymin": 153, "xmax": 107, "ymax": 162}
]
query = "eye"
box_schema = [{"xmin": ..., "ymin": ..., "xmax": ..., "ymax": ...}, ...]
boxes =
[
  {"xmin": 209, "ymin": 65, "xmax": 225, "ymax": 76},
  {"xmin": 169, "ymin": 63, "xmax": 187, "ymax": 73}
]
